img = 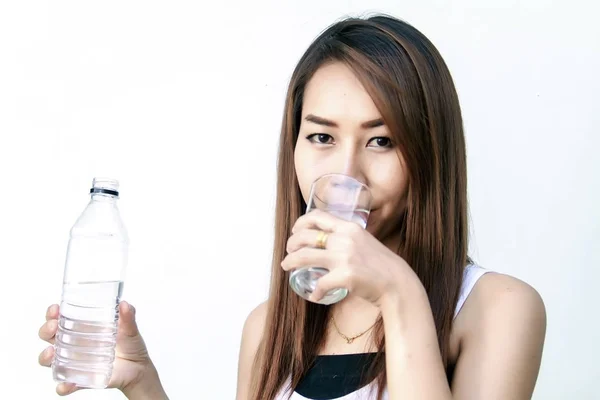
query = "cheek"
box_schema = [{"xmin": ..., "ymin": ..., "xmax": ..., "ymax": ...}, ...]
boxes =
[
  {"xmin": 369, "ymin": 157, "xmax": 408, "ymax": 212},
  {"xmin": 294, "ymin": 143, "xmax": 315, "ymax": 204}
]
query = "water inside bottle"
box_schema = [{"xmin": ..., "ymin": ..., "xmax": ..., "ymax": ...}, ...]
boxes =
[{"xmin": 52, "ymin": 280, "xmax": 123, "ymax": 388}]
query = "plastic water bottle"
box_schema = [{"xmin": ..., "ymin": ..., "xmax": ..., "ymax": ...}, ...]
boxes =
[{"xmin": 52, "ymin": 177, "xmax": 129, "ymax": 388}]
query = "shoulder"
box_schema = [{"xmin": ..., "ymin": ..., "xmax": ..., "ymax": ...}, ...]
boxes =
[
  {"xmin": 241, "ymin": 301, "xmax": 269, "ymax": 345},
  {"xmin": 453, "ymin": 269, "xmax": 547, "ymax": 352},
  {"xmin": 469, "ymin": 272, "xmax": 546, "ymax": 326},
  {"xmin": 236, "ymin": 301, "xmax": 269, "ymax": 400},
  {"xmin": 451, "ymin": 271, "xmax": 547, "ymax": 398},
  {"xmin": 456, "ymin": 271, "xmax": 546, "ymax": 340}
]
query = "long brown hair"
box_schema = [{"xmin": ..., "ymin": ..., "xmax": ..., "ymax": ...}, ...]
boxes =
[{"xmin": 250, "ymin": 14, "xmax": 469, "ymax": 400}]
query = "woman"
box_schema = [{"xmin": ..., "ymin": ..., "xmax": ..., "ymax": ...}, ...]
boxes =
[{"xmin": 38, "ymin": 14, "xmax": 546, "ymax": 400}]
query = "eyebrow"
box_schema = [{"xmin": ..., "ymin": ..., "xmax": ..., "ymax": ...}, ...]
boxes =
[{"xmin": 304, "ymin": 114, "xmax": 385, "ymax": 129}]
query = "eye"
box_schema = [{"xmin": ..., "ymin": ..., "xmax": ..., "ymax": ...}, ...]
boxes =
[
  {"xmin": 306, "ymin": 133, "xmax": 334, "ymax": 145},
  {"xmin": 367, "ymin": 137, "xmax": 393, "ymax": 148}
]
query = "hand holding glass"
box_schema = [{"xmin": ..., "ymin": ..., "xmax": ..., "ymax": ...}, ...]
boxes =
[{"xmin": 289, "ymin": 173, "xmax": 372, "ymax": 305}]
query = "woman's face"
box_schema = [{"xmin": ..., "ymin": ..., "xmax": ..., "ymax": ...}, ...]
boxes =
[{"xmin": 294, "ymin": 62, "xmax": 409, "ymax": 239}]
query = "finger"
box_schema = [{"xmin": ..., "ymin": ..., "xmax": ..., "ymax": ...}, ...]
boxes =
[
  {"xmin": 286, "ymin": 229, "xmax": 330, "ymax": 253},
  {"xmin": 56, "ymin": 383, "xmax": 80, "ymax": 396},
  {"xmin": 281, "ymin": 247, "xmax": 333, "ymax": 272},
  {"xmin": 118, "ymin": 301, "xmax": 140, "ymax": 338},
  {"xmin": 293, "ymin": 209, "xmax": 358, "ymax": 234},
  {"xmin": 39, "ymin": 319, "xmax": 58, "ymax": 344},
  {"xmin": 46, "ymin": 304, "xmax": 59, "ymax": 321},
  {"xmin": 38, "ymin": 345, "xmax": 54, "ymax": 367},
  {"xmin": 310, "ymin": 267, "xmax": 351, "ymax": 303},
  {"xmin": 292, "ymin": 209, "xmax": 340, "ymax": 234}
]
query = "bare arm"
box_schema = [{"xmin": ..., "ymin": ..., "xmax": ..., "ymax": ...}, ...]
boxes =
[
  {"xmin": 450, "ymin": 274, "xmax": 547, "ymax": 399},
  {"xmin": 381, "ymin": 273, "xmax": 546, "ymax": 400},
  {"xmin": 381, "ymin": 279, "xmax": 452, "ymax": 400},
  {"xmin": 236, "ymin": 302, "xmax": 267, "ymax": 400}
]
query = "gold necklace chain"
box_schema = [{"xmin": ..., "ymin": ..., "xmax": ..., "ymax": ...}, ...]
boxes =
[{"xmin": 331, "ymin": 314, "xmax": 379, "ymax": 344}]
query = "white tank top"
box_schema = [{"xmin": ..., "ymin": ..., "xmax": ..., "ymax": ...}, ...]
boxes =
[{"xmin": 274, "ymin": 264, "xmax": 490, "ymax": 400}]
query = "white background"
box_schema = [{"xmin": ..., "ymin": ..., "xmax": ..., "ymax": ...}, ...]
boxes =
[{"xmin": 1, "ymin": 0, "xmax": 598, "ymax": 399}]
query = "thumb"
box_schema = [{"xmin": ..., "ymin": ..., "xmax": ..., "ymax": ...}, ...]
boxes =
[
  {"xmin": 118, "ymin": 301, "xmax": 140, "ymax": 337},
  {"xmin": 310, "ymin": 268, "xmax": 349, "ymax": 304}
]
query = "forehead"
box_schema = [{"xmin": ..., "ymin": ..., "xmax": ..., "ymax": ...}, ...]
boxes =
[{"xmin": 302, "ymin": 62, "xmax": 382, "ymax": 123}]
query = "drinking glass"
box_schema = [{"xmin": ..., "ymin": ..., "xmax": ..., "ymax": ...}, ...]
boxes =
[{"xmin": 289, "ymin": 173, "xmax": 372, "ymax": 305}]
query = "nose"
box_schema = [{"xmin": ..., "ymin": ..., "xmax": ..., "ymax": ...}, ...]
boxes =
[{"xmin": 334, "ymin": 148, "xmax": 367, "ymax": 186}]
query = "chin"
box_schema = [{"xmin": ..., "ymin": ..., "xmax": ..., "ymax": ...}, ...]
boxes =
[
  {"xmin": 368, "ymin": 211, "xmax": 404, "ymax": 241},
  {"xmin": 365, "ymin": 218, "xmax": 383, "ymax": 238}
]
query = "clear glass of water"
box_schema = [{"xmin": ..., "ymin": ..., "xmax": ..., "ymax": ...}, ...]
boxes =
[{"xmin": 289, "ymin": 173, "xmax": 372, "ymax": 305}]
